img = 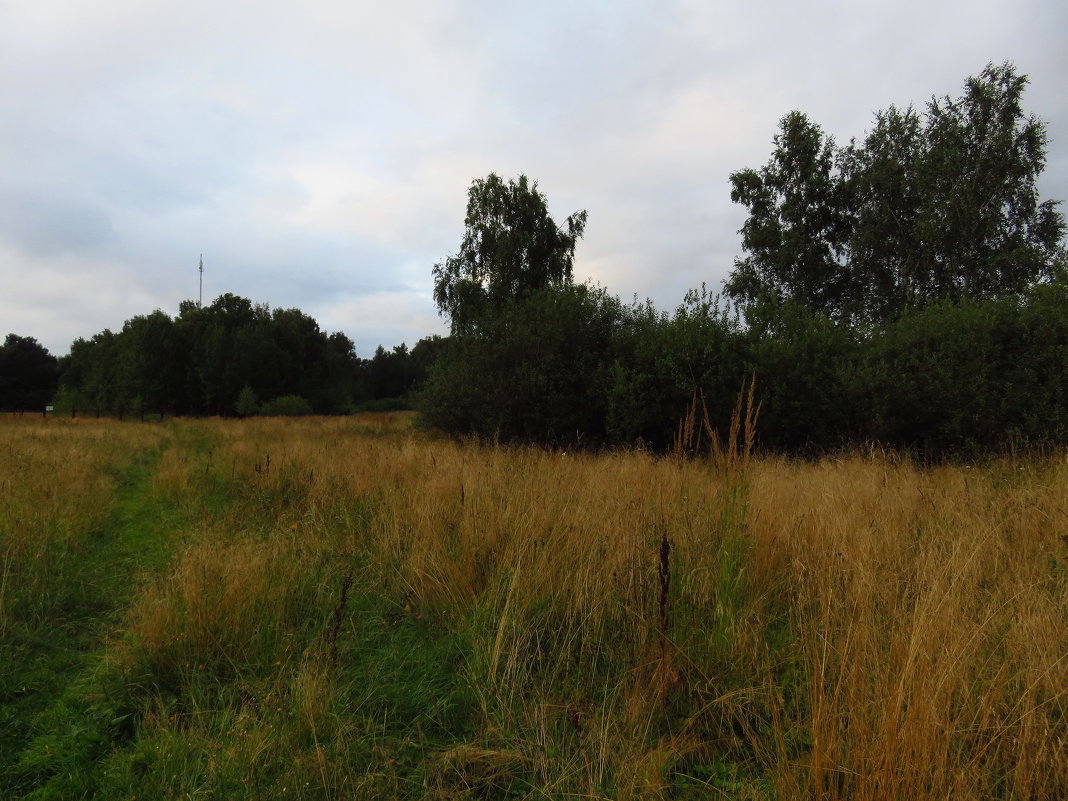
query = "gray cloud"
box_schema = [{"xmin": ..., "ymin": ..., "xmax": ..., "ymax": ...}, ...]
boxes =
[
  {"xmin": 0, "ymin": 194, "xmax": 116, "ymax": 256},
  {"xmin": 0, "ymin": 0, "xmax": 1065, "ymax": 357}
]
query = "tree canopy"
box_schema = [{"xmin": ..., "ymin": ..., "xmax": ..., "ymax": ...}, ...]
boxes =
[
  {"xmin": 432, "ymin": 173, "xmax": 588, "ymax": 334},
  {"xmin": 0, "ymin": 334, "xmax": 58, "ymax": 410},
  {"xmin": 726, "ymin": 62, "xmax": 1066, "ymax": 326},
  {"xmin": 419, "ymin": 66, "xmax": 1068, "ymax": 456},
  {"xmin": 53, "ymin": 295, "xmax": 446, "ymax": 416}
]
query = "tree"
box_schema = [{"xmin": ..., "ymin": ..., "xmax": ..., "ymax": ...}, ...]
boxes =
[
  {"xmin": 726, "ymin": 111, "xmax": 854, "ymax": 320},
  {"xmin": 432, "ymin": 173, "xmax": 588, "ymax": 333},
  {"xmin": 57, "ymin": 295, "xmax": 360, "ymax": 416},
  {"xmin": 119, "ymin": 311, "xmax": 186, "ymax": 413},
  {"xmin": 366, "ymin": 344, "xmax": 416, "ymax": 400},
  {"xmin": 606, "ymin": 288, "xmax": 747, "ymax": 448},
  {"xmin": 727, "ymin": 63, "xmax": 1066, "ymax": 327},
  {"xmin": 59, "ymin": 330, "xmax": 122, "ymax": 412},
  {"xmin": 409, "ymin": 335, "xmax": 448, "ymax": 392},
  {"xmin": 235, "ymin": 385, "xmax": 260, "ymax": 417},
  {"xmin": 839, "ymin": 104, "xmax": 928, "ymax": 322},
  {"xmin": 419, "ymin": 283, "xmax": 622, "ymax": 444},
  {"xmin": 0, "ymin": 334, "xmax": 59, "ymax": 410},
  {"xmin": 916, "ymin": 63, "xmax": 1064, "ymax": 299}
]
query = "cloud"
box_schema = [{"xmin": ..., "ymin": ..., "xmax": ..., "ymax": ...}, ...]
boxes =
[
  {"xmin": 0, "ymin": 243, "xmax": 163, "ymax": 354},
  {"xmin": 0, "ymin": 0, "xmax": 1064, "ymax": 358},
  {"xmin": 0, "ymin": 194, "xmax": 117, "ymax": 256},
  {"xmin": 314, "ymin": 288, "xmax": 448, "ymax": 356}
]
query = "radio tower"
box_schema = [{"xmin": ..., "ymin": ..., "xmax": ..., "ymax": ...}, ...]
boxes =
[{"xmin": 198, "ymin": 254, "xmax": 204, "ymax": 308}]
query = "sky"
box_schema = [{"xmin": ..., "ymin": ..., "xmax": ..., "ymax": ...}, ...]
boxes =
[{"xmin": 1, "ymin": 0, "xmax": 1066, "ymax": 357}]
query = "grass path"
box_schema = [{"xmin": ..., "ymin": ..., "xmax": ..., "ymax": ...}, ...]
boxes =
[
  {"xmin": 2, "ymin": 426, "xmax": 483, "ymax": 800},
  {"xmin": 0, "ymin": 438, "xmax": 187, "ymax": 798}
]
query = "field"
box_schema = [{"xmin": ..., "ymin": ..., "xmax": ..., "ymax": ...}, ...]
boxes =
[{"xmin": 1, "ymin": 414, "xmax": 1066, "ymax": 800}]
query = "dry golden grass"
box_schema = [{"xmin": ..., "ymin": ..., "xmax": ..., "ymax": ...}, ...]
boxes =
[
  {"xmin": 9, "ymin": 413, "xmax": 1064, "ymax": 799},
  {"xmin": 116, "ymin": 415, "xmax": 1066, "ymax": 799},
  {"xmin": 746, "ymin": 456, "xmax": 1068, "ymax": 800}
]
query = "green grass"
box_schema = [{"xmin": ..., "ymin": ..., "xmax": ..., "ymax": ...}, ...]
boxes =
[
  {"xmin": 1, "ymin": 427, "xmax": 487, "ymax": 800},
  {"xmin": 1, "ymin": 445, "xmax": 170, "ymax": 796}
]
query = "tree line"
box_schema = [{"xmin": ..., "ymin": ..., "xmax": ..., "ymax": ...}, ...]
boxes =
[
  {"xmin": 3, "ymin": 63, "xmax": 1064, "ymax": 457},
  {"xmin": 2, "ymin": 297, "xmax": 441, "ymax": 417},
  {"xmin": 0, "ymin": 334, "xmax": 59, "ymax": 411},
  {"xmin": 419, "ymin": 63, "xmax": 1066, "ymax": 458}
]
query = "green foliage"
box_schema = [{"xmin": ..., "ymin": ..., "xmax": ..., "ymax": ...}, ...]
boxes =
[
  {"xmin": 0, "ymin": 334, "xmax": 59, "ymax": 410},
  {"xmin": 727, "ymin": 111, "xmax": 853, "ymax": 319},
  {"xmin": 423, "ymin": 174, "xmax": 612, "ymax": 445},
  {"xmin": 607, "ymin": 287, "xmax": 747, "ymax": 448},
  {"xmin": 419, "ymin": 283, "xmax": 622, "ymax": 445},
  {"xmin": 850, "ymin": 282, "xmax": 1068, "ymax": 458},
  {"xmin": 728, "ymin": 62, "xmax": 1066, "ymax": 326},
  {"xmin": 258, "ymin": 394, "xmax": 313, "ymax": 417},
  {"xmin": 416, "ymin": 147, "xmax": 1068, "ymax": 456},
  {"xmin": 234, "ymin": 386, "xmax": 260, "ymax": 417},
  {"xmin": 56, "ymin": 294, "xmax": 445, "ymax": 419},
  {"xmin": 118, "ymin": 311, "xmax": 188, "ymax": 413},
  {"xmin": 365, "ymin": 344, "xmax": 417, "ymax": 400},
  {"xmin": 744, "ymin": 301, "xmax": 860, "ymax": 452},
  {"xmin": 1013, "ymin": 278, "xmax": 1068, "ymax": 442},
  {"xmin": 58, "ymin": 295, "xmax": 362, "ymax": 417},
  {"xmin": 855, "ymin": 300, "xmax": 1007, "ymax": 456},
  {"xmin": 433, "ymin": 173, "xmax": 588, "ymax": 334}
]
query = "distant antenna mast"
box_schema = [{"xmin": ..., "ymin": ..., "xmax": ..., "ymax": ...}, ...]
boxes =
[{"xmin": 198, "ymin": 254, "xmax": 204, "ymax": 308}]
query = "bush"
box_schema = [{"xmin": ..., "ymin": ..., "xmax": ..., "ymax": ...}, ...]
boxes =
[
  {"xmin": 851, "ymin": 295, "xmax": 1049, "ymax": 458},
  {"xmin": 418, "ymin": 283, "xmax": 622, "ymax": 446},
  {"xmin": 744, "ymin": 301, "xmax": 860, "ymax": 453},
  {"xmin": 607, "ymin": 288, "xmax": 747, "ymax": 449},
  {"xmin": 258, "ymin": 394, "xmax": 313, "ymax": 417},
  {"xmin": 354, "ymin": 397, "xmax": 413, "ymax": 413},
  {"xmin": 234, "ymin": 385, "xmax": 259, "ymax": 417}
]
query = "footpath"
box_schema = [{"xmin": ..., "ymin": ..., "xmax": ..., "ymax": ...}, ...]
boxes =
[{"xmin": 0, "ymin": 444, "xmax": 181, "ymax": 798}]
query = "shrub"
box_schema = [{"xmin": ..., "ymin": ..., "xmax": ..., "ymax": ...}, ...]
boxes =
[
  {"xmin": 418, "ymin": 283, "xmax": 622, "ymax": 445},
  {"xmin": 234, "ymin": 385, "xmax": 259, "ymax": 417},
  {"xmin": 258, "ymin": 394, "xmax": 313, "ymax": 417}
]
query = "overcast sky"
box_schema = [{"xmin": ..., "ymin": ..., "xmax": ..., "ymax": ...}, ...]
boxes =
[{"xmin": 2, "ymin": 0, "xmax": 1065, "ymax": 357}]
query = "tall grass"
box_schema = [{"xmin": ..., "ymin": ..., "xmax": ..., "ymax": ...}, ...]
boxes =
[
  {"xmin": 3, "ymin": 412, "xmax": 1065, "ymax": 799},
  {"xmin": 748, "ymin": 456, "xmax": 1068, "ymax": 799},
  {"xmin": 0, "ymin": 418, "xmax": 165, "ymax": 635}
]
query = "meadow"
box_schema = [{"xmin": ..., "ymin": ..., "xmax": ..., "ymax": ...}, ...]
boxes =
[{"xmin": 1, "ymin": 413, "xmax": 1065, "ymax": 800}]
